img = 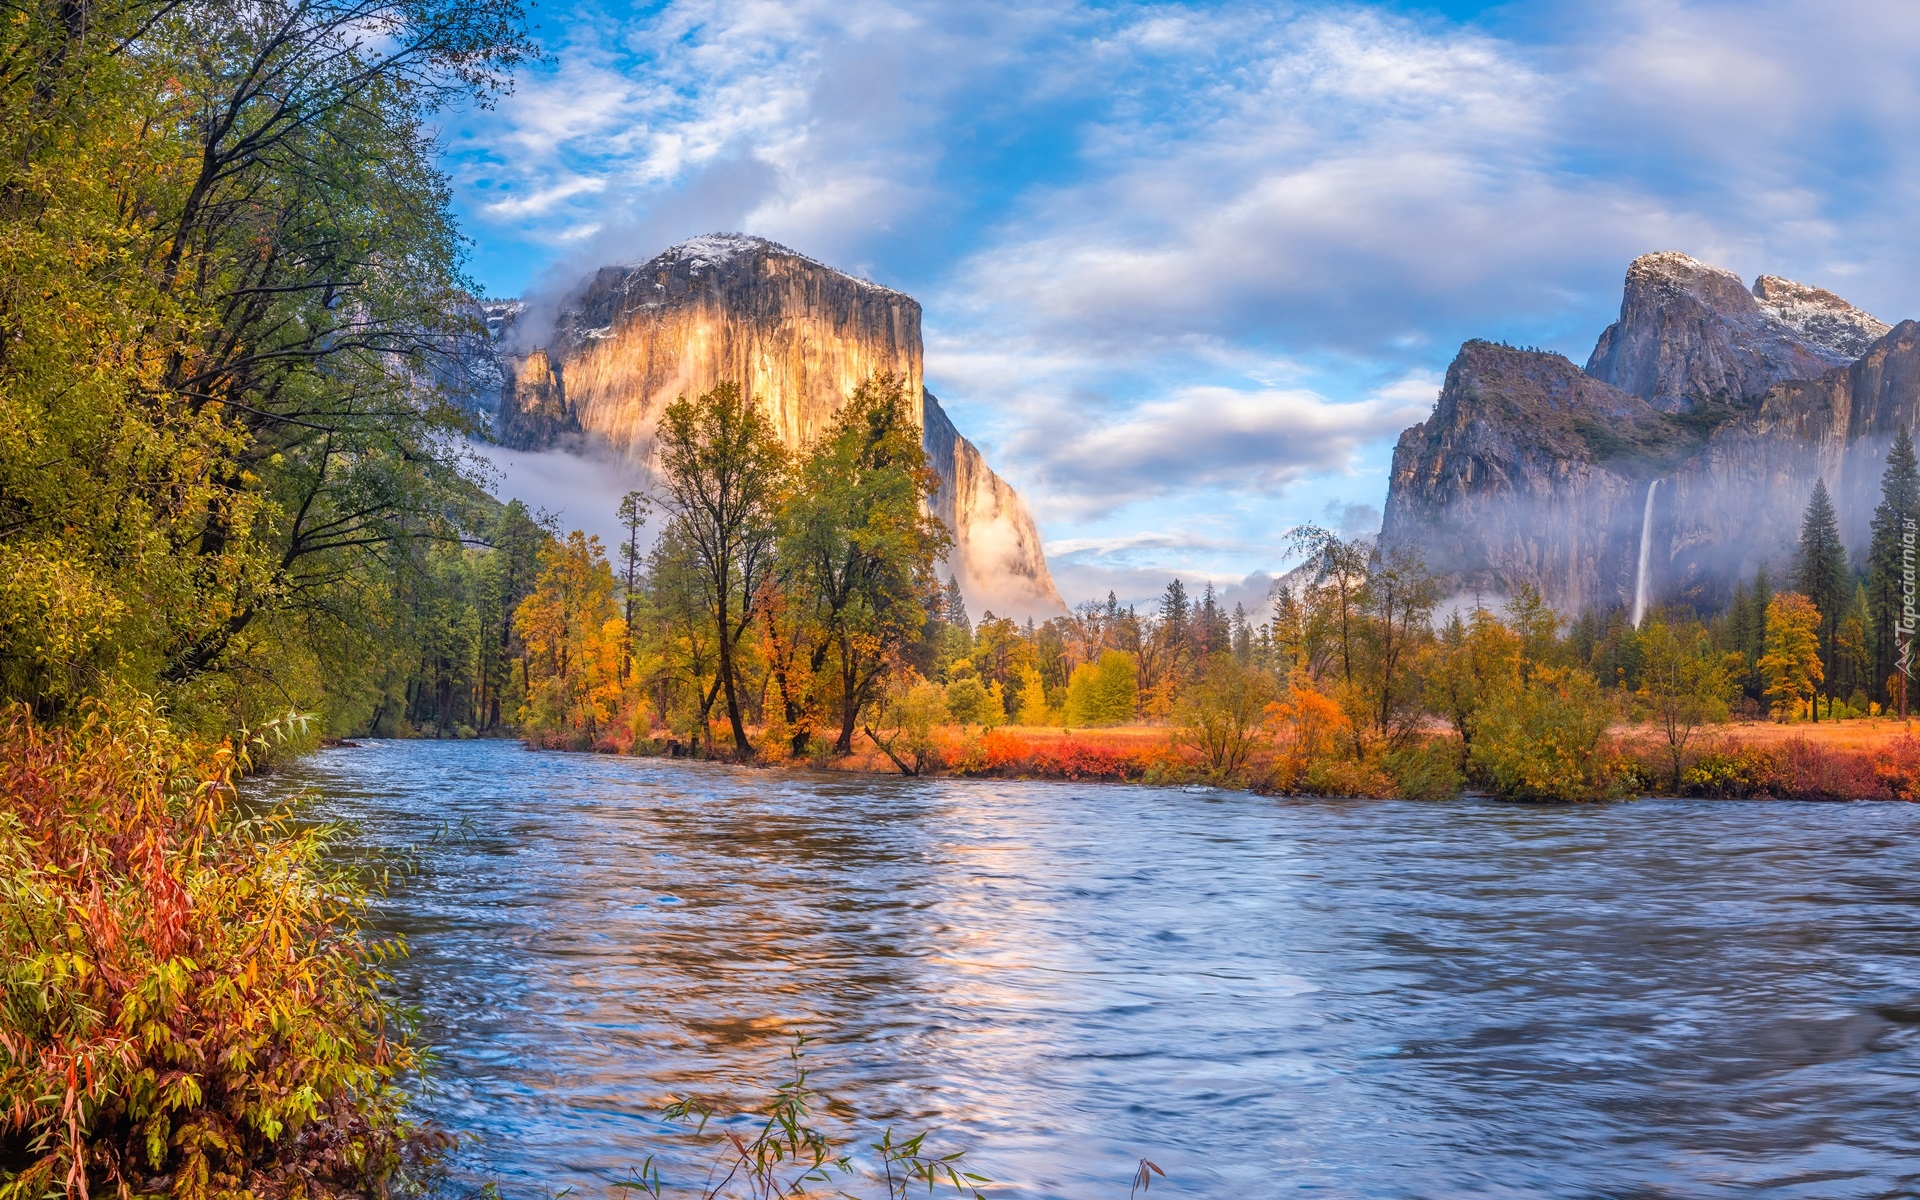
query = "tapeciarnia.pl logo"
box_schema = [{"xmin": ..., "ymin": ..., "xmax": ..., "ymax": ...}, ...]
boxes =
[{"xmin": 1901, "ymin": 516, "xmax": 1918, "ymax": 681}]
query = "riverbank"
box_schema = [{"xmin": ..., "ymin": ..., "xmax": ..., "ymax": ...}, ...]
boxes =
[{"xmin": 520, "ymin": 716, "xmax": 1920, "ymax": 800}]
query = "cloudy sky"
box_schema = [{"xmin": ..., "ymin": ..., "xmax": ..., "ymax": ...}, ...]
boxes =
[{"xmin": 443, "ymin": 0, "xmax": 1920, "ymax": 604}]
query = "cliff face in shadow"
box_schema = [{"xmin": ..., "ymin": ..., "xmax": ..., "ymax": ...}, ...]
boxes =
[
  {"xmin": 495, "ymin": 234, "xmax": 1064, "ymax": 616},
  {"xmin": 1381, "ymin": 342, "xmax": 1683, "ymax": 613},
  {"xmin": 1666, "ymin": 321, "xmax": 1920, "ymax": 599},
  {"xmin": 1382, "ymin": 252, "xmax": 1905, "ymax": 614}
]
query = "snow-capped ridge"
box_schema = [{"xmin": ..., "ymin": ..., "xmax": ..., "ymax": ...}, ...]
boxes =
[
  {"xmin": 1752, "ymin": 274, "xmax": 1890, "ymax": 359},
  {"xmin": 1625, "ymin": 251, "xmax": 1748, "ymax": 296},
  {"xmin": 624, "ymin": 233, "xmax": 909, "ymax": 299}
]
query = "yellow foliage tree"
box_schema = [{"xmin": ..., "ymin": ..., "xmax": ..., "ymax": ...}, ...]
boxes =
[
  {"xmin": 1758, "ymin": 591, "xmax": 1824, "ymax": 722},
  {"xmin": 515, "ymin": 532, "xmax": 627, "ymax": 745},
  {"xmin": 1013, "ymin": 664, "xmax": 1052, "ymax": 725},
  {"xmin": 1264, "ymin": 670, "xmax": 1351, "ymax": 790},
  {"xmin": 1064, "ymin": 650, "xmax": 1139, "ymax": 726}
]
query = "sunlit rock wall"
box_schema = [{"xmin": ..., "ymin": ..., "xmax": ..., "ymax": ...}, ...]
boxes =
[{"xmin": 497, "ymin": 234, "xmax": 1064, "ymax": 616}]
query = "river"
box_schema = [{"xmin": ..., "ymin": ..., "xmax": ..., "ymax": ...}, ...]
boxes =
[{"xmin": 269, "ymin": 739, "xmax": 1920, "ymax": 1198}]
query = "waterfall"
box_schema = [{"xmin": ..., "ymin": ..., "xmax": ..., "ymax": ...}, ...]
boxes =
[{"xmin": 1631, "ymin": 479, "xmax": 1659, "ymax": 628}]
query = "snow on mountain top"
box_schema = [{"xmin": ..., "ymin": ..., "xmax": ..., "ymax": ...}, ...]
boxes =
[
  {"xmin": 480, "ymin": 299, "xmax": 526, "ymax": 339},
  {"xmin": 1626, "ymin": 250, "xmax": 1745, "ymax": 291},
  {"xmin": 629, "ymin": 233, "xmax": 908, "ymax": 297},
  {"xmin": 1752, "ymin": 274, "xmax": 1890, "ymax": 359},
  {"xmin": 656, "ymin": 232, "xmax": 797, "ymax": 270}
]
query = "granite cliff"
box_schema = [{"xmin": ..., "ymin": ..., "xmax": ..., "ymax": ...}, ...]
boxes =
[
  {"xmin": 1382, "ymin": 252, "xmax": 1905, "ymax": 614},
  {"xmin": 492, "ymin": 234, "xmax": 1064, "ymax": 616}
]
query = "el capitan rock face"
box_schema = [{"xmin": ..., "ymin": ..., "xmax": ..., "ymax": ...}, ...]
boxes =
[
  {"xmin": 1383, "ymin": 253, "xmax": 1905, "ymax": 614},
  {"xmin": 494, "ymin": 234, "xmax": 1064, "ymax": 615}
]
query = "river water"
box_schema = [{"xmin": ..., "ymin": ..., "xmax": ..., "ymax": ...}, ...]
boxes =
[{"xmin": 270, "ymin": 739, "xmax": 1920, "ymax": 1199}]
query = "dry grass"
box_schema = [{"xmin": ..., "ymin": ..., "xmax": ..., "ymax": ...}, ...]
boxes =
[{"xmin": 1619, "ymin": 716, "xmax": 1920, "ymax": 752}]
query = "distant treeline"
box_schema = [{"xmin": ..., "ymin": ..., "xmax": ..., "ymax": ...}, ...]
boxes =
[{"xmin": 397, "ymin": 390, "xmax": 1920, "ymax": 806}]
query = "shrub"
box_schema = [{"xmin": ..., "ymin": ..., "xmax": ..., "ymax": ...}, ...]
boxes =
[
  {"xmin": 1260, "ymin": 673, "xmax": 1350, "ymax": 791},
  {"xmin": 1301, "ymin": 755, "xmax": 1396, "ymax": 799},
  {"xmin": 1062, "ymin": 651, "xmax": 1138, "ymax": 727},
  {"xmin": 0, "ymin": 700, "xmax": 434, "ymax": 1200},
  {"xmin": 1387, "ymin": 740, "xmax": 1465, "ymax": 801},
  {"xmin": 943, "ymin": 677, "xmax": 997, "ymax": 728},
  {"xmin": 1471, "ymin": 666, "xmax": 1618, "ymax": 801},
  {"xmin": 866, "ymin": 681, "xmax": 949, "ymax": 775}
]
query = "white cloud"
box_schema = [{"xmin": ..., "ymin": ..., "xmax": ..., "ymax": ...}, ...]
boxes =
[
  {"xmin": 483, "ymin": 175, "xmax": 608, "ymax": 218},
  {"xmin": 1019, "ymin": 384, "xmax": 1426, "ymax": 517}
]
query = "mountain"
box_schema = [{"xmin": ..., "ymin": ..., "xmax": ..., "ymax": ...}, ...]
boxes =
[
  {"xmin": 1382, "ymin": 252, "xmax": 1903, "ymax": 614},
  {"xmin": 491, "ymin": 234, "xmax": 1064, "ymax": 616},
  {"xmin": 1583, "ymin": 252, "xmax": 1852, "ymax": 414}
]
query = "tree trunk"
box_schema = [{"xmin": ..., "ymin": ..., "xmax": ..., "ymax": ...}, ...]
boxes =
[{"xmin": 714, "ymin": 611, "xmax": 751, "ymax": 760}]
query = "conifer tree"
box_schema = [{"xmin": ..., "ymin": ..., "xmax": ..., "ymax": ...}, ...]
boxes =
[
  {"xmin": 1159, "ymin": 579, "xmax": 1192, "ymax": 667},
  {"xmin": 944, "ymin": 576, "xmax": 971, "ymax": 637},
  {"xmin": 1751, "ymin": 564, "xmax": 1774, "ymax": 688},
  {"xmin": 1725, "ymin": 580, "xmax": 1755, "ymax": 702},
  {"xmin": 616, "ymin": 491, "xmax": 651, "ymax": 679},
  {"xmin": 1796, "ymin": 479, "xmax": 1849, "ymax": 720},
  {"xmin": 1868, "ymin": 428, "xmax": 1920, "ymax": 707}
]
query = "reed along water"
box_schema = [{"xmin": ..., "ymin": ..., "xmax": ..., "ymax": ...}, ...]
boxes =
[{"xmin": 269, "ymin": 739, "xmax": 1920, "ymax": 1198}]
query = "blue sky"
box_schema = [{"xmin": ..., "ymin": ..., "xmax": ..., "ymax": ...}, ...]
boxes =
[{"xmin": 442, "ymin": 0, "xmax": 1920, "ymax": 605}]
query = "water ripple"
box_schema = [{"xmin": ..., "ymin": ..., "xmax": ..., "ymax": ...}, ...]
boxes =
[{"xmin": 261, "ymin": 741, "xmax": 1920, "ymax": 1199}]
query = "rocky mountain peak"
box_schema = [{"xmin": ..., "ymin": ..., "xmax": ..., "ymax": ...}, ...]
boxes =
[
  {"xmin": 1752, "ymin": 274, "xmax": 1890, "ymax": 359},
  {"xmin": 1625, "ymin": 251, "xmax": 1755, "ymax": 307},
  {"xmin": 1584, "ymin": 251, "xmax": 1849, "ymax": 413},
  {"xmin": 557, "ymin": 233, "xmax": 911, "ymax": 353}
]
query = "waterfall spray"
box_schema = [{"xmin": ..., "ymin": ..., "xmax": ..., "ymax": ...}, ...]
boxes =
[{"xmin": 1632, "ymin": 479, "xmax": 1659, "ymax": 628}]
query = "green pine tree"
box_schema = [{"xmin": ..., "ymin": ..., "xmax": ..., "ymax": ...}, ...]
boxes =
[
  {"xmin": 1868, "ymin": 428, "xmax": 1920, "ymax": 708},
  {"xmin": 1796, "ymin": 478, "xmax": 1849, "ymax": 720},
  {"xmin": 1748, "ymin": 565, "xmax": 1775, "ymax": 705},
  {"xmin": 1724, "ymin": 580, "xmax": 1754, "ymax": 703}
]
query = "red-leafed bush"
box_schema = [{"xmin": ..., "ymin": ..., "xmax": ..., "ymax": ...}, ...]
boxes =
[
  {"xmin": 1674, "ymin": 735, "xmax": 1920, "ymax": 801},
  {"xmin": 946, "ymin": 730, "xmax": 1180, "ymax": 782},
  {"xmin": 0, "ymin": 700, "xmax": 437, "ymax": 1200}
]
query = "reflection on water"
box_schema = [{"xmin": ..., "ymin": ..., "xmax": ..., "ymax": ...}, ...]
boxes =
[{"xmin": 265, "ymin": 739, "xmax": 1920, "ymax": 1198}]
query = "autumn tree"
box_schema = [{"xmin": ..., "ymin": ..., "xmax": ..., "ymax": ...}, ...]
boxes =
[
  {"xmin": 515, "ymin": 533, "xmax": 626, "ymax": 745},
  {"xmin": 1286, "ymin": 525, "xmax": 1370, "ymax": 689},
  {"xmin": 1424, "ymin": 605, "xmax": 1523, "ymax": 770},
  {"xmin": 645, "ymin": 524, "xmax": 725, "ymax": 749},
  {"xmin": 778, "ymin": 374, "xmax": 949, "ymax": 753},
  {"xmin": 1175, "ymin": 656, "xmax": 1281, "ymax": 779},
  {"xmin": 656, "ymin": 383, "xmax": 787, "ymax": 759},
  {"xmin": 1064, "ymin": 650, "xmax": 1140, "ymax": 727},
  {"xmin": 1635, "ymin": 613, "xmax": 1734, "ymax": 790},
  {"xmin": 1357, "ymin": 542, "xmax": 1439, "ymax": 744},
  {"xmin": 1758, "ymin": 591, "xmax": 1824, "ymax": 721},
  {"xmin": 0, "ymin": 0, "xmax": 531, "ymax": 725}
]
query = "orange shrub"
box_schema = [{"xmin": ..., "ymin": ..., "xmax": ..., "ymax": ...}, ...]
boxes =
[
  {"xmin": 947, "ymin": 729, "xmax": 1180, "ymax": 782},
  {"xmin": 0, "ymin": 701, "xmax": 435, "ymax": 1200},
  {"xmin": 1670, "ymin": 736, "xmax": 1920, "ymax": 801}
]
